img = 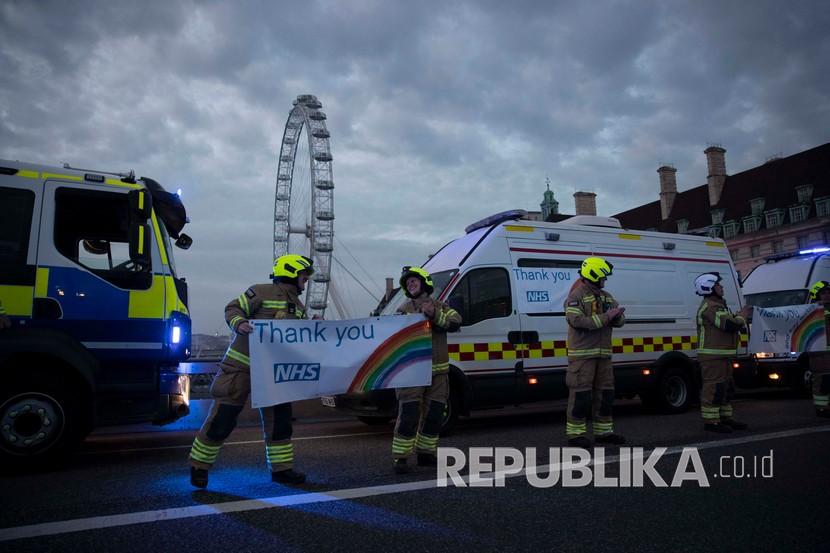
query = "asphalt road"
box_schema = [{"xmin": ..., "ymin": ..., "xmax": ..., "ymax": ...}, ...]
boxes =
[{"xmin": 1, "ymin": 391, "xmax": 828, "ymax": 552}]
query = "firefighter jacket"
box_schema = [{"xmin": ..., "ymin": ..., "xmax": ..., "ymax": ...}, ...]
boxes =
[
  {"xmin": 398, "ymin": 295, "xmax": 461, "ymax": 374},
  {"xmin": 565, "ymin": 279, "xmax": 625, "ymax": 360},
  {"xmin": 696, "ymin": 296, "xmax": 746, "ymax": 358},
  {"xmin": 811, "ymin": 300, "xmax": 830, "ymax": 357},
  {"xmin": 220, "ymin": 282, "xmax": 307, "ymax": 373}
]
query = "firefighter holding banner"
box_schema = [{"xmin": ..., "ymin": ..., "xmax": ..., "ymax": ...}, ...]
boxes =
[
  {"xmin": 392, "ymin": 266, "xmax": 462, "ymax": 474},
  {"xmin": 808, "ymin": 280, "xmax": 830, "ymax": 418},
  {"xmin": 694, "ymin": 272, "xmax": 752, "ymax": 433},
  {"xmin": 564, "ymin": 257, "xmax": 626, "ymax": 447},
  {"xmin": 188, "ymin": 254, "xmax": 314, "ymax": 488}
]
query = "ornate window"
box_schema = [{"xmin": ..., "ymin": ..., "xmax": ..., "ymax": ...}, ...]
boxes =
[
  {"xmin": 765, "ymin": 208, "xmax": 785, "ymax": 228},
  {"xmin": 676, "ymin": 219, "xmax": 689, "ymax": 234},
  {"xmin": 742, "ymin": 215, "xmax": 761, "ymax": 234},
  {"xmin": 815, "ymin": 196, "xmax": 830, "ymax": 218},
  {"xmin": 796, "ymin": 184, "xmax": 814, "ymax": 204},
  {"xmin": 722, "ymin": 220, "xmax": 740, "ymax": 239},
  {"xmin": 789, "ymin": 204, "xmax": 810, "ymax": 224},
  {"xmin": 710, "ymin": 208, "xmax": 726, "ymax": 225}
]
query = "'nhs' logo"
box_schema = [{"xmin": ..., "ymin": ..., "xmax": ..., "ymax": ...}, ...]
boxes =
[
  {"xmin": 274, "ymin": 363, "xmax": 320, "ymax": 383},
  {"xmin": 526, "ymin": 290, "xmax": 549, "ymax": 303}
]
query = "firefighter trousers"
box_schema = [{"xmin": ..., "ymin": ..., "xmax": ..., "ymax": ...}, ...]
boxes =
[
  {"xmin": 699, "ymin": 356, "xmax": 735, "ymax": 422},
  {"xmin": 810, "ymin": 352, "xmax": 830, "ymax": 410},
  {"xmin": 393, "ymin": 372, "xmax": 449, "ymax": 458},
  {"xmin": 188, "ymin": 368, "xmax": 296, "ymax": 472},
  {"xmin": 565, "ymin": 357, "xmax": 615, "ymax": 437}
]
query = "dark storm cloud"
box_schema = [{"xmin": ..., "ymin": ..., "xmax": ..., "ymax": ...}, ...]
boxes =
[{"xmin": 2, "ymin": 0, "xmax": 828, "ymax": 332}]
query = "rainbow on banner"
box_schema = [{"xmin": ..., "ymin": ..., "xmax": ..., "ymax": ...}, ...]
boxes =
[
  {"xmin": 790, "ymin": 306, "xmax": 826, "ymax": 352},
  {"xmin": 348, "ymin": 321, "xmax": 432, "ymax": 392}
]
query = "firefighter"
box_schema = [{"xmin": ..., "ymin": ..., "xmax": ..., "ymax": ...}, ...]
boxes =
[
  {"xmin": 808, "ymin": 280, "xmax": 830, "ymax": 418},
  {"xmin": 694, "ymin": 272, "xmax": 752, "ymax": 432},
  {"xmin": 188, "ymin": 254, "xmax": 314, "ymax": 488},
  {"xmin": 564, "ymin": 257, "xmax": 626, "ymax": 447},
  {"xmin": 393, "ymin": 266, "xmax": 462, "ymax": 473},
  {"xmin": 0, "ymin": 300, "xmax": 10, "ymax": 330}
]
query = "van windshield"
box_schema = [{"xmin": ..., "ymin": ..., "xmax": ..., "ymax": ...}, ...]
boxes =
[{"xmin": 744, "ymin": 289, "xmax": 808, "ymax": 308}]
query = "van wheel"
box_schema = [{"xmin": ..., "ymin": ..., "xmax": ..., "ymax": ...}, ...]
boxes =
[
  {"xmin": 642, "ymin": 367, "xmax": 691, "ymax": 413},
  {"xmin": 357, "ymin": 416, "xmax": 392, "ymax": 426},
  {"xmin": 0, "ymin": 373, "xmax": 83, "ymax": 466}
]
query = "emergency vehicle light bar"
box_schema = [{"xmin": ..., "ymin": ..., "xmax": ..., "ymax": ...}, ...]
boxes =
[{"xmin": 465, "ymin": 209, "xmax": 527, "ymax": 234}]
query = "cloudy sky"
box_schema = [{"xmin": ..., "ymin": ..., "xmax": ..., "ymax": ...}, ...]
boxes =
[{"xmin": 2, "ymin": 0, "xmax": 829, "ymax": 334}]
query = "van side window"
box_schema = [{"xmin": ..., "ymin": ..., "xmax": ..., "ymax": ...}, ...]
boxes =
[
  {"xmin": 447, "ymin": 268, "xmax": 511, "ymax": 326},
  {"xmin": 53, "ymin": 187, "xmax": 152, "ymax": 290},
  {"xmin": 0, "ymin": 186, "xmax": 35, "ymax": 285}
]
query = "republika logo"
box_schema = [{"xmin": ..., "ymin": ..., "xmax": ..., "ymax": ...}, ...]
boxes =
[{"xmin": 273, "ymin": 363, "xmax": 321, "ymax": 383}]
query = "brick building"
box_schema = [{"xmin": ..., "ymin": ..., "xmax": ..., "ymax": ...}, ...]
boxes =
[{"xmin": 613, "ymin": 143, "xmax": 830, "ymax": 279}]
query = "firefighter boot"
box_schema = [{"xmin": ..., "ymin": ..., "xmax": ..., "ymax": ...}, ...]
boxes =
[
  {"xmin": 271, "ymin": 469, "xmax": 306, "ymax": 484},
  {"xmin": 190, "ymin": 467, "xmax": 209, "ymax": 489},
  {"xmin": 595, "ymin": 433, "xmax": 626, "ymax": 445},
  {"xmin": 704, "ymin": 422, "xmax": 732, "ymax": 433},
  {"xmin": 417, "ymin": 453, "xmax": 438, "ymax": 467},
  {"xmin": 721, "ymin": 418, "xmax": 748, "ymax": 430},
  {"xmin": 393, "ymin": 458, "xmax": 410, "ymax": 474},
  {"xmin": 567, "ymin": 436, "xmax": 593, "ymax": 448}
]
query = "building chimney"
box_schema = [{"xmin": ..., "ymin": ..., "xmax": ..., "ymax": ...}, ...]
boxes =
[
  {"xmin": 573, "ymin": 191, "xmax": 597, "ymax": 216},
  {"xmin": 657, "ymin": 165, "xmax": 677, "ymax": 220},
  {"xmin": 385, "ymin": 277, "xmax": 394, "ymax": 299},
  {"xmin": 705, "ymin": 145, "xmax": 727, "ymax": 206}
]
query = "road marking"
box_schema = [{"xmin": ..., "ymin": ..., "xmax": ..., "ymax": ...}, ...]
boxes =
[
  {"xmin": 79, "ymin": 431, "xmax": 391, "ymax": 455},
  {"xmin": 2, "ymin": 424, "xmax": 829, "ymax": 542}
]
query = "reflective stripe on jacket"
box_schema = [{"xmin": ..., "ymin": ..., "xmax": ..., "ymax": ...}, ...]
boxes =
[
  {"xmin": 565, "ymin": 279, "xmax": 624, "ymax": 359},
  {"xmin": 398, "ymin": 295, "xmax": 461, "ymax": 374},
  {"xmin": 696, "ymin": 296, "xmax": 745, "ymax": 358},
  {"xmin": 220, "ymin": 282, "xmax": 307, "ymax": 372}
]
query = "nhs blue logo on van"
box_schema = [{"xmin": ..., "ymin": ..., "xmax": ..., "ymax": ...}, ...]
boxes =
[
  {"xmin": 273, "ymin": 363, "xmax": 321, "ymax": 383},
  {"xmin": 526, "ymin": 290, "xmax": 550, "ymax": 303},
  {"xmin": 513, "ymin": 267, "xmax": 580, "ymax": 313}
]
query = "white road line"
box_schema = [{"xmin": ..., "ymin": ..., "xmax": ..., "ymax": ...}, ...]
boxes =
[
  {"xmin": 2, "ymin": 424, "xmax": 828, "ymax": 542},
  {"xmin": 80, "ymin": 431, "xmax": 390, "ymax": 455}
]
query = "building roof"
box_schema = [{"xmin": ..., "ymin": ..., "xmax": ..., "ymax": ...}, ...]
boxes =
[{"xmin": 613, "ymin": 142, "xmax": 830, "ymax": 233}]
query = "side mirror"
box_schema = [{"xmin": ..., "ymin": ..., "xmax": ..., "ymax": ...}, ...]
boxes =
[
  {"xmin": 128, "ymin": 222, "xmax": 152, "ymax": 270},
  {"xmin": 128, "ymin": 189, "xmax": 152, "ymax": 220},
  {"xmin": 175, "ymin": 233, "xmax": 193, "ymax": 250}
]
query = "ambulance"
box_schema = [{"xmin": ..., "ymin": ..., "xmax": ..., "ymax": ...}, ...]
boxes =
[
  {"xmin": 740, "ymin": 248, "xmax": 830, "ymax": 391},
  {"xmin": 325, "ymin": 209, "xmax": 749, "ymax": 430},
  {"xmin": 0, "ymin": 160, "xmax": 193, "ymax": 463}
]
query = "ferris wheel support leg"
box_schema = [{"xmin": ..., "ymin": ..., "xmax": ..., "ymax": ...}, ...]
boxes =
[{"xmin": 328, "ymin": 281, "xmax": 351, "ymax": 320}]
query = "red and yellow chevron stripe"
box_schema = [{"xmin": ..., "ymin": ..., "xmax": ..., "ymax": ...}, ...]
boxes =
[{"xmin": 447, "ymin": 334, "xmax": 749, "ymax": 362}]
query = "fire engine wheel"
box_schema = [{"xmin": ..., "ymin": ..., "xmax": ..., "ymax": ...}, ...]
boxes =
[
  {"xmin": 642, "ymin": 366, "xmax": 691, "ymax": 414},
  {"xmin": 0, "ymin": 375, "xmax": 81, "ymax": 464}
]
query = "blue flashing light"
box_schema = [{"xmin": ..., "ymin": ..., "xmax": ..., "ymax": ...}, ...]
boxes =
[
  {"xmin": 176, "ymin": 188, "xmax": 182, "ymax": 197},
  {"xmin": 465, "ymin": 209, "xmax": 528, "ymax": 234},
  {"xmin": 172, "ymin": 325, "xmax": 181, "ymax": 344},
  {"xmin": 798, "ymin": 246, "xmax": 830, "ymax": 255}
]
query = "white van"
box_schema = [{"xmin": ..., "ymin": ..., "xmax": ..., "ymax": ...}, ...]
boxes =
[
  {"xmin": 740, "ymin": 249, "xmax": 830, "ymax": 391},
  {"xmin": 324, "ymin": 210, "xmax": 748, "ymax": 430}
]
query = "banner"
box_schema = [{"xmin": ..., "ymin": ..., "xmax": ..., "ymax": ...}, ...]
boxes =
[
  {"xmin": 748, "ymin": 304, "xmax": 826, "ymax": 354},
  {"xmin": 248, "ymin": 314, "xmax": 433, "ymax": 408},
  {"xmin": 512, "ymin": 267, "xmax": 580, "ymax": 314}
]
